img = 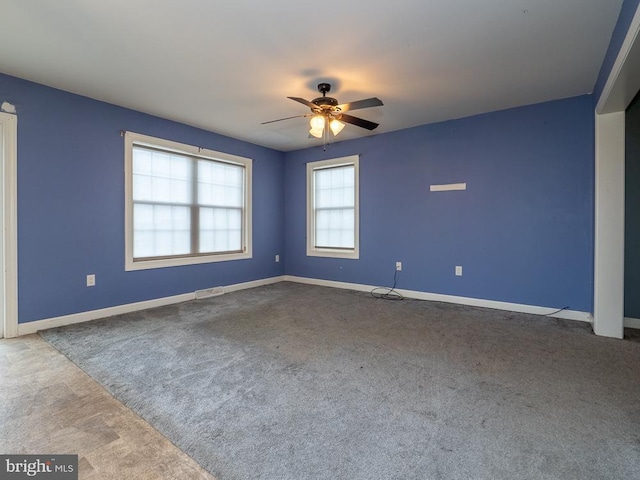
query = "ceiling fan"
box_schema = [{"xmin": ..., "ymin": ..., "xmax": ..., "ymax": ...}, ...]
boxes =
[{"xmin": 262, "ymin": 83, "xmax": 383, "ymax": 140}]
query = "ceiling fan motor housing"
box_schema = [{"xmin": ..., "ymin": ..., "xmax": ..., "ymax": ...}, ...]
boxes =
[
  {"xmin": 312, "ymin": 96, "xmax": 339, "ymax": 110},
  {"xmin": 313, "ymin": 83, "xmax": 338, "ymax": 111}
]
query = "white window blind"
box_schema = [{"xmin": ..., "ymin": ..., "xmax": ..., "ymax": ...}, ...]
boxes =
[
  {"xmin": 197, "ymin": 160, "xmax": 244, "ymax": 254},
  {"xmin": 313, "ymin": 165, "xmax": 355, "ymax": 249},
  {"xmin": 132, "ymin": 145, "xmax": 245, "ymax": 259}
]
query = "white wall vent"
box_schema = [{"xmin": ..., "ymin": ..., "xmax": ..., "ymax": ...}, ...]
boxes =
[{"xmin": 195, "ymin": 287, "xmax": 225, "ymax": 299}]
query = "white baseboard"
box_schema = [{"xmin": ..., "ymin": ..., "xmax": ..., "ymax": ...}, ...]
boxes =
[
  {"xmin": 18, "ymin": 273, "xmax": 603, "ymax": 337},
  {"xmin": 18, "ymin": 275, "xmax": 285, "ymax": 336},
  {"xmin": 625, "ymin": 317, "xmax": 640, "ymax": 330},
  {"xmin": 223, "ymin": 276, "xmax": 285, "ymax": 294},
  {"xmin": 283, "ymin": 275, "xmax": 593, "ymax": 323}
]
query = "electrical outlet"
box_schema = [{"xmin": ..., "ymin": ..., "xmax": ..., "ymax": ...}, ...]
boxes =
[
  {"xmin": 396, "ymin": 261, "xmax": 402, "ymax": 271},
  {"xmin": 86, "ymin": 274, "xmax": 95, "ymax": 287},
  {"xmin": 455, "ymin": 266, "xmax": 463, "ymax": 276},
  {"xmin": 275, "ymin": 254, "xmax": 280, "ymax": 263}
]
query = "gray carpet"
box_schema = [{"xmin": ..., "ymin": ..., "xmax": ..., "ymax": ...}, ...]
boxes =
[{"xmin": 40, "ymin": 282, "xmax": 640, "ymax": 480}]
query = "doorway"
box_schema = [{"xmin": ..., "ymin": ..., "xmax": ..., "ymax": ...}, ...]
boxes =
[{"xmin": 594, "ymin": 4, "xmax": 640, "ymax": 338}]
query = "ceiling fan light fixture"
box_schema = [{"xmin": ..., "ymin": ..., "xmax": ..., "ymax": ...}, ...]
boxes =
[
  {"xmin": 309, "ymin": 114, "xmax": 325, "ymax": 130},
  {"xmin": 329, "ymin": 118, "xmax": 345, "ymax": 136},
  {"xmin": 309, "ymin": 127, "xmax": 324, "ymax": 138}
]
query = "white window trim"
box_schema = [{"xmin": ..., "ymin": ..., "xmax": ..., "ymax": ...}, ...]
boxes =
[
  {"xmin": 306, "ymin": 155, "xmax": 360, "ymax": 259},
  {"xmin": 124, "ymin": 131, "xmax": 252, "ymax": 271}
]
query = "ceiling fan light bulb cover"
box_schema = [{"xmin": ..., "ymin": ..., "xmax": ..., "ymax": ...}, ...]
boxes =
[
  {"xmin": 309, "ymin": 127, "xmax": 323, "ymax": 138},
  {"xmin": 330, "ymin": 119, "xmax": 345, "ymax": 136},
  {"xmin": 310, "ymin": 115, "xmax": 326, "ymax": 130}
]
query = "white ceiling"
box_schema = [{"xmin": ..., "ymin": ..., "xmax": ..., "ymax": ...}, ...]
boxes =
[{"xmin": 0, "ymin": 1, "xmax": 624, "ymax": 152}]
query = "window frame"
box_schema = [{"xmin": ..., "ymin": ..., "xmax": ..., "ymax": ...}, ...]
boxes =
[
  {"xmin": 124, "ymin": 131, "xmax": 252, "ymax": 271},
  {"xmin": 306, "ymin": 155, "xmax": 360, "ymax": 259}
]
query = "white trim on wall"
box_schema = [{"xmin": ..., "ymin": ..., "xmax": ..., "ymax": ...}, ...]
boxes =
[
  {"xmin": 18, "ymin": 276, "xmax": 284, "ymax": 336},
  {"xmin": 0, "ymin": 111, "xmax": 18, "ymax": 338},
  {"xmin": 594, "ymin": 112, "xmax": 626, "ymax": 338},
  {"xmin": 625, "ymin": 317, "xmax": 640, "ymax": 329},
  {"xmin": 283, "ymin": 275, "xmax": 593, "ymax": 323}
]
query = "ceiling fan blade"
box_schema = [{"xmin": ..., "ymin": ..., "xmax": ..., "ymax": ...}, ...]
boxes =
[
  {"xmin": 287, "ymin": 96, "xmax": 318, "ymax": 109},
  {"xmin": 336, "ymin": 97, "xmax": 383, "ymax": 112},
  {"xmin": 261, "ymin": 114, "xmax": 309, "ymax": 125},
  {"xmin": 339, "ymin": 113, "xmax": 379, "ymax": 130}
]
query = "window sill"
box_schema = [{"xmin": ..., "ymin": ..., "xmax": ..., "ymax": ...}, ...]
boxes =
[
  {"xmin": 306, "ymin": 248, "xmax": 359, "ymax": 260},
  {"xmin": 125, "ymin": 250, "xmax": 252, "ymax": 271}
]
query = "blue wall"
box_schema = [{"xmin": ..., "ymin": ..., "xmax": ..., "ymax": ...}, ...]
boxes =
[
  {"xmin": 284, "ymin": 96, "xmax": 595, "ymax": 311},
  {"xmin": 594, "ymin": 0, "xmax": 640, "ymax": 103},
  {"xmin": 0, "ymin": 72, "xmax": 598, "ymax": 323},
  {"xmin": 0, "ymin": 73, "xmax": 285, "ymax": 324}
]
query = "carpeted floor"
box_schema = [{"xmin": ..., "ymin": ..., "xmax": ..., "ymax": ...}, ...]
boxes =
[{"xmin": 41, "ymin": 282, "xmax": 640, "ymax": 480}]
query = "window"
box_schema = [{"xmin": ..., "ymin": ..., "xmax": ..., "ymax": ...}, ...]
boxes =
[
  {"xmin": 307, "ymin": 155, "xmax": 359, "ymax": 259},
  {"xmin": 125, "ymin": 132, "xmax": 252, "ymax": 270}
]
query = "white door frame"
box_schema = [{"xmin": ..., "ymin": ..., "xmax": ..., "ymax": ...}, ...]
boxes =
[
  {"xmin": 0, "ymin": 111, "xmax": 18, "ymax": 338},
  {"xmin": 594, "ymin": 5, "xmax": 640, "ymax": 338}
]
